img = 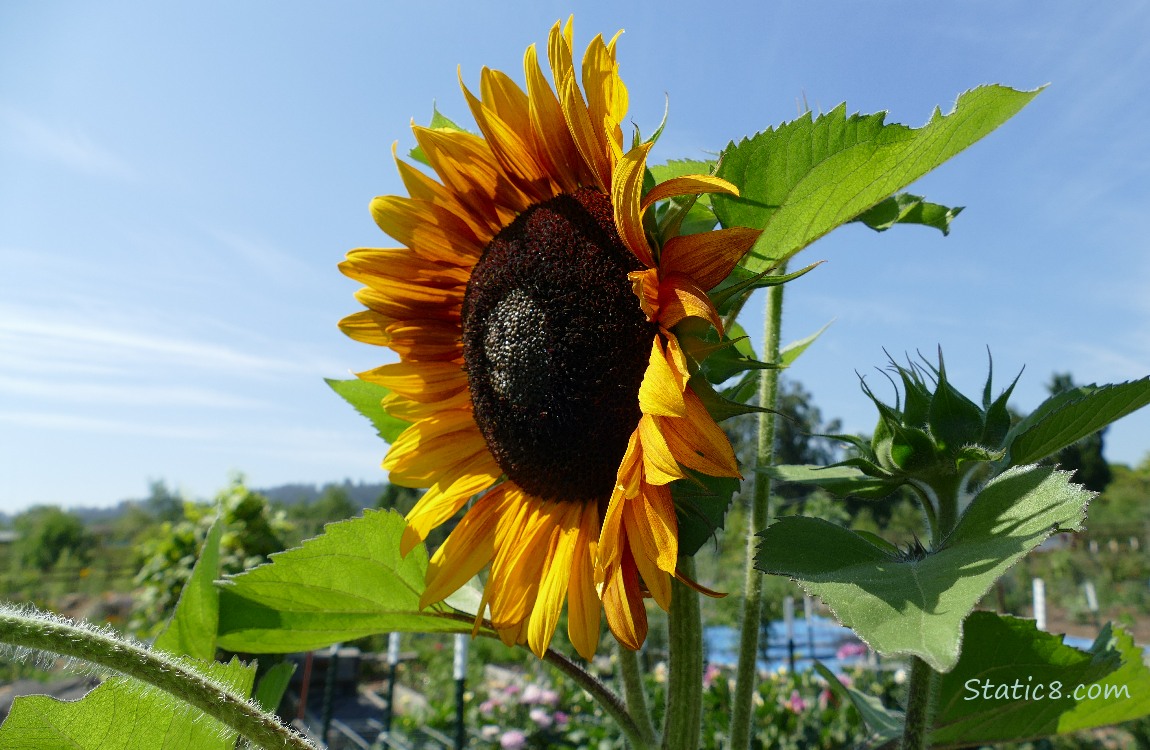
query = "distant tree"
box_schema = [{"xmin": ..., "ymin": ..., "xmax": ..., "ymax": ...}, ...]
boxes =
[
  {"xmin": 773, "ymin": 379, "xmax": 844, "ymax": 508},
  {"xmin": 143, "ymin": 479, "xmax": 185, "ymax": 524},
  {"xmin": 130, "ymin": 475, "xmax": 291, "ymax": 637},
  {"xmin": 12, "ymin": 506, "xmax": 96, "ymax": 571},
  {"xmin": 1047, "ymin": 373, "xmax": 1112, "ymax": 493},
  {"xmin": 378, "ymin": 483, "xmax": 422, "ymax": 515}
]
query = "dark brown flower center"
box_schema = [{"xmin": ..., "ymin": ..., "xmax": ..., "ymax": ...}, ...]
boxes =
[{"xmin": 462, "ymin": 188, "xmax": 656, "ymax": 503}]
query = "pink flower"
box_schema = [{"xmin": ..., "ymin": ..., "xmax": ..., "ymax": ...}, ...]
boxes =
[
  {"xmin": 481, "ymin": 725, "xmax": 500, "ymax": 740},
  {"xmin": 529, "ymin": 707, "xmax": 553, "ymax": 728},
  {"xmin": 540, "ymin": 688, "xmax": 559, "ymax": 706},
  {"xmin": 783, "ymin": 689, "xmax": 807, "ymax": 713},
  {"xmin": 835, "ymin": 641, "xmax": 868, "ymax": 660},
  {"xmin": 554, "ymin": 711, "xmax": 569, "ymax": 727},
  {"xmin": 521, "ymin": 684, "xmax": 543, "ymax": 704},
  {"xmin": 500, "ymin": 730, "xmax": 527, "ymax": 750},
  {"xmin": 703, "ymin": 664, "xmax": 722, "ymax": 689}
]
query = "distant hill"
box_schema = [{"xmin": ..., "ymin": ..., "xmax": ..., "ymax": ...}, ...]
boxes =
[{"xmin": 256, "ymin": 480, "xmax": 389, "ymax": 509}]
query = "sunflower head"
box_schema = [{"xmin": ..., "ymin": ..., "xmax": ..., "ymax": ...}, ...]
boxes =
[{"xmin": 339, "ymin": 19, "xmax": 760, "ymax": 659}]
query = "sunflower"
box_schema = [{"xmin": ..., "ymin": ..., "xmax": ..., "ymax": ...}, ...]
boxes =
[{"xmin": 339, "ymin": 19, "xmax": 760, "ymax": 660}]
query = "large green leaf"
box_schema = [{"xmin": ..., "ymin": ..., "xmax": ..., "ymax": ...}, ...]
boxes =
[
  {"xmin": 713, "ymin": 85, "xmax": 1041, "ymax": 271},
  {"xmin": 756, "ymin": 465, "xmax": 1090, "ymax": 671},
  {"xmin": 153, "ymin": 516, "xmax": 223, "ymax": 661},
  {"xmin": 672, "ymin": 470, "xmax": 743, "ymax": 557},
  {"xmin": 763, "ymin": 464, "xmax": 896, "ymax": 500},
  {"xmin": 327, "ymin": 377, "xmax": 411, "ymax": 444},
  {"xmin": 0, "ymin": 659, "xmax": 254, "ymax": 750},
  {"xmin": 217, "ymin": 509, "xmax": 476, "ymax": 653},
  {"xmin": 932, "ymin": 612, "xmax": 1150, "ymax": 747},
  {"xmin": 1007, "ymin": 377, "xmax": 1150, "ymax": 465}
]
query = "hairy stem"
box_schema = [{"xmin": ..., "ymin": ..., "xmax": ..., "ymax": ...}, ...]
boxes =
[
  {"xmin": 0, "ymin": 604, "xmax": 315, "ymax": 750},
  {"xmin": 618, "ymin": 643, "xmax": 658, "ymax": 747},
  {"xmin": 544, "ymin": 648, "xmax": 652, "ymax": 750},
  {"xmin": 729, "ymin": 270, "xmax": 787, "ymax": 750},
  {"xmin": 901, "ymin": 656, "xmax": 939, "ymax": 750},
  {"xmin": 662, "ymin": 557, "xmax": 703, "ymax": 750}
]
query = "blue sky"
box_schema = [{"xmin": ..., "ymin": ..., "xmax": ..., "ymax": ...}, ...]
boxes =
[{"xmin": 2, "ymin": 1, "xmax": 1149, "ymax": 513}]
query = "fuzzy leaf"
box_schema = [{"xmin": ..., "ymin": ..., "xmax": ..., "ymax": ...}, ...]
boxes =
[
  {"xmin": 0, "ymin": 659, "xmax": 254, "ymax": 750},
  {"xmin": 327, "ymin": 377, "xmax": 411, "ymax": 444},
  {"xmin": 713, "ymin": 85, "xmax": 1041, "ymax": 271},
  {"xmin": 217, "ymin": 509, "xmax": 478, "ymax": 653},
  {"xmin": 1007, "ymin": 377, "xmax": 1150, "ymax": 465},
  {"xmin": 932, "ymin": 612, "xmax": 1150, "ymax": 746},
  {"xmin": 756, "ymin": 465, "xmax": 1090, "ymax": 671}
]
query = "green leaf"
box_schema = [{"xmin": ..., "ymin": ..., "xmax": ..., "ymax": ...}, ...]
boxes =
[
  {"xmin": 217, "ymin": 509, "xmax": 476, "ymax": 653},
  {"xmin": 153, "ymin": 516, "xmax": 223, "ymax": 661},
  {"xmin": 0, "ymin": 658, "xmax": 255, "ymax": 750},
  {"xmin": 852, "ymin": 192, "xmax": 963, "ymax": 235},
  {"xmin": 698, "ymin": 323, "xmax": 778, "ymax": 384},
  {"xmin": 713, "ymin": 85, "xmax": 1042, "ymax": 271},
  {"xmin": 253, "ymin": 661, "xmax": 296, "ymax": 714},
  {"xmin": 779, "ymin": 321, "xmax": 832, "ymax": 368},
  {"xmin": 756, "ymin": 465, "xmax": 1090, "ymax": 671},
  {"xmin": 932, "ymin": 612, "xmax": 1150, "ymax": 747},
  {"xmin": 814, "ymin": 661, "xmax": 904, "ymax": 745},
  {"xmin": 408, "ymin": 105, "xmax": 472, "ymax": 166},
  {"xmin": 763, "ymin": 464, "xmax": 896, "ymax": 500},
  {"xmin": 672, "ymin": 470, "xmax": 743, "ymax": 557},
  {"xmin": 1007, "ymin": 376, "xmax": 1150, "ymax": 465},
  {"xmin": 327, "ymin": 377, "xmax": 411, "ymax": 444}
]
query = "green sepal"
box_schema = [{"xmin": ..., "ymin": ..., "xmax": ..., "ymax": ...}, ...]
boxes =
[
  {"xmin": 852, "ymin": 192, "xmax": 963, "ymax": 236},
  {"xmin": 927, "ymin": 354, "xmax": 987, "ymax": 455},
  {"xmin": 931, "ymin": 612, "xmax": 1150, "ymax": 746},
  {"xmin": 710, "ymin": 261, "xmax": 823, "ymax": 317},
  {"xmin": 327, "ymin": 378, "xmax": 411, "ymax": 444},
  {"xmin": 697, "ymin": 323, "xmax": 778, "ymax": 384},
  {"xmin": 814, "ymin": 661, "xmax": 904, "ymax": 746},
  {"xmin": 408, "ymin": 105, "xmax": 472, "ymax": 166},
  {"xmin": 672, "ymin": 469, "xmax": 743, "ymax": 558},
  {"xmin": 689, "ymin": 372, "xmax": 775, "ymax": 422},
  {"xmin": 779, "ymin": 321, "xmax": 832, "ymax": 368},
  {"xmin": 762, "ymin": 464, "xmax": 898, "ymax": 500}
]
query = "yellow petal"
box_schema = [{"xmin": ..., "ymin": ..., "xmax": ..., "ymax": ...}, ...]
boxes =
[
  {"xmin": 400, "ymin": 452, "xmax": 503, "ymax": 555},
  {"xmin": 559, "ymin": 71, "xmax": 610, "ymax": 192},
  {"xmin": 611, "ymin": 143, "xmax": 655, "ymax": 267},
  {"xmin": 625, "ymin": 513, "xmax": 672, "ymax": 611},
  {"xmin": 628, "ymin": 268, "xmax": 660, "ymax": 322},
  {"xmin": 357, "ymin": 361, "xmax": 469, "ymax": 403},
  {"xmin": 627, "ymin": 481, "xmax": 678, "ymax": 574},
  {"xmin": 638, "ymin": 413, "xmax": 685, "ymax": 485},
  {"xmin": 527, "ymin": 502, "xmax": 582, "ymax": 657},
  {"xmin": 369, "ymin": 195, "xmax": 484, "ymax": 263},
  {"xmin": 567, "ymin": 504, "xmax": 602, "ymax": 661},
  {"xmin": 638, "ymin": 336, "xmax": 687, "ymax": 417},
  {"xmin": 460, "ymin": 71, "xmax": 552, "ymax": 202},
  {"xmin": 421, "ymin": 492, "xmax": 504, "ymax": 607},
  {"xmin": 524, "ymin": 43, "xmax": 583, "ymax": 193},
  {"xmin": 641, "ymin": 174, "xmax": 740, "ymax": 211},
  {"xmin": 658, "ymin": 388, "xmax": 741, "ymax": 479}
]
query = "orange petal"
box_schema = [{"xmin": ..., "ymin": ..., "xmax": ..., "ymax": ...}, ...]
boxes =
[
  {"xmin": 625, "ymin": 516, "xmax": 672, "ymax": 611},
  {"xmin": 559, "ymin": 71, "xmax": 610, "ymax": 192},
  {"xmin": 597, "ymin": 431, "xmax": 641, "ymax": 578},
  {"xmin": 602, "ymin": 542, "xmax": 647, "ymax": 651},
  {"xmin": 628, "ymin": 481, "xmax": 678, "ymax": 574},
  {"xmin": 657, "ymin": 273, "xmax": 723, "ymax": 334},
  {"xmin": 369, "ymin": 196, "xmax": 484, "ymax": 263},
  {"xmin": 659, "ymin": 227, "xmax": 762, "ymax": 291},
  {"xmin": 524, "ymin": 43, "xmax": 584, "ymax": 193},
  {"xmin": 460, "ymin": 71, "xmax": 552, "ymax": 203},
  {"xmin": 628, "ymin": 268, "xmax": 660, "ymax": 322}
]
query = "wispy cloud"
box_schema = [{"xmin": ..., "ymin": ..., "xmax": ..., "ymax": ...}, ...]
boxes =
[
  {"xmin": 1, "ymin": 108, "xmax": 137, "ymax": 179},
  {"xmin": 0, "ymin": 375, "xmax": 267, "ymax": 409},
  {"xmin": 208, "ymin": 229, "xmax": 313, "ymax": 285}
]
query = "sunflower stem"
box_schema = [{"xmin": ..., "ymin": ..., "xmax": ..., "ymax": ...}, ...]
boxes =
[
  {"xmin": 543, "ymin": 648, "xmax": 652, "ymax": 750},
  {"xmin": 618, "ymin": 642, "xmax": 659, "ymax": 747},
  {"xmin": 729, "ymin": 266, "xmax": 787, "ymax": 750},
  {"xmin": 901, "ymin": 656, "xmax": 939, "ymax": 749},
  {"xmin": 662, "ymin": 557, "xmax": 703, "ymax": 750},
  {"xmin": 0, "ymin": 603, "xmax": 315, "ymax": 750}
]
